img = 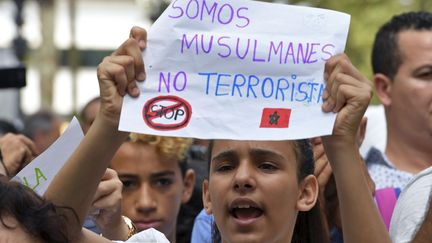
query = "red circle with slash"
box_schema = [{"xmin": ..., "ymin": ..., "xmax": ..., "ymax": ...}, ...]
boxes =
[{"xmin": 143, "ymin": 95, "xmax": 192, "ymax": 131}]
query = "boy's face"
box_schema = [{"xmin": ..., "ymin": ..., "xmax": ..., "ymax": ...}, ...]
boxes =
[
  {"xmin": 203, "ymin": 140, "xmax": 317, "ymax": 243},
  {"xmin": 110, "ymin": 142, "xmax": 194, "ymax": 241}
]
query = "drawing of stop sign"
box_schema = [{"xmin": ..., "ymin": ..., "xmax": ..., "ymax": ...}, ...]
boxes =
[{"xmin": 143, "ymin": 95, "xmax": 192, "ymax": 131}]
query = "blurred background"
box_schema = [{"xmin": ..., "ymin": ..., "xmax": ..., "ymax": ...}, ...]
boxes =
[{"xmin": 0, "ymin": 0, "xmax": 431, "ymax": 126}]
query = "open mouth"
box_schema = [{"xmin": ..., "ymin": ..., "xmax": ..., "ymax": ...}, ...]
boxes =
[
  {"xmin": 229, "ymin": 198, "xmax": 264, "ymax": 222},
  {"xmin": 231, "ymin": 205, "xmax": 264, "ymax": 220}
]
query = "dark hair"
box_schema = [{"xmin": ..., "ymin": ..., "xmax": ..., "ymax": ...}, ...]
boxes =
[
  {"xmin": 207, "ymin": 140, "xmax": 328, "ymax": 243},
  {"xmin": 0, "ymin": 176, "xmax": 71, "ymax": 243},
  {"xmin": 292, "ymin": 140, "xmax": 328, "ymax": 243},
  {"xmin": 0, "ymin": 120, "xmax": 18, "ymax": 136},
  {"xmin": 23, "ymin": 110, "xmax": 58, "ymax": 139},
  {"xmin": 372, "ymin": 11, "xmax": 432, "ymax": 79}
]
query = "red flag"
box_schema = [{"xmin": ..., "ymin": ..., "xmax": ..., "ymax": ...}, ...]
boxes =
[{"xmin": 259, "ymin": 108, "xmax": 291, "ymax": 128}]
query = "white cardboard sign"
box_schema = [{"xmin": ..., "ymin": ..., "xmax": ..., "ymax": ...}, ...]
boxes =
[
  {"xmin": 120, "ymin": 0, "xmax": 351, "ymax": 140},
  {"xmin": 12, "ymin": 117, "xmax": 84, "ymax": 195}
]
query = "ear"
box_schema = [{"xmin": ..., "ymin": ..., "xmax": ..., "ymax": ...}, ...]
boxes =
[
  {"xmin": 181, "ymin": 169, "xmax": 195, "ymax": 203},
  {"xmin": 374, "ymin": 73, "xmax": 393, "ymax": 106},
  {"xmin": 202, "ymin": 179, "xmax": 212, "ymax": 215},
  {"xmin": 296, "ymin": 175, "xmax": 319, "ymax": 212},
  {"xmin": 356, "ymin": 117, "xmax": 368, "ymax": 147}
]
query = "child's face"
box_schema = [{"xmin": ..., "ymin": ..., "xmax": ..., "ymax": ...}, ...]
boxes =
[
  {"xmin": 110, "ymin": 142, "xmax": 194, "ymax": 242},
  {"xmin": 203, "ymin": 140, "xmax": 317, "ymax": 243}
]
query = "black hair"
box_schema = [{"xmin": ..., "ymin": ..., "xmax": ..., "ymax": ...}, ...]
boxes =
[
  {"xmin": 0, "ymin": 176, "xmax": 75, "ymax": 243},
  {"xmin": 206, "ymin": 140, "xmax": 328, "ymax": 243},
  {"xmin": 0, "ymin": 120, "xmax": 18, "ymax": 136},
  {"xmin": 291, "ymin": 140, "xmax": 328, "ymax": 242},
  {"xmin": 372, "ymin": 11, "xmax": 432, "ymax": 79}
]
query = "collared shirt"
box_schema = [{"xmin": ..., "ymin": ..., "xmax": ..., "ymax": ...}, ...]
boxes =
[{"xmin": 365, "ymin": 147, "xmax": 413, "ymax": 190}]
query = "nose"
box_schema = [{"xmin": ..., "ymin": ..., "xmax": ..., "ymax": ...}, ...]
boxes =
[
  {"xmin": 135, "ymin": 184, "xmax": 157, "ymax": 214},
  {"xmin": 233, "ymin": 160, "xmax": 256, "ymax": 193}
]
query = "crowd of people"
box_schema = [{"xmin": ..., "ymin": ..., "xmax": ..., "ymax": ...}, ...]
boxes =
[{"xmin": 0, "ymin": 10, "xmax": 431, "ymax": 243}]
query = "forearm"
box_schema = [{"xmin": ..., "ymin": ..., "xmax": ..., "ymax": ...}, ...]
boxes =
[
  {"xmin": 323, "ymin": 140, "xmax": 390, "ymax": 243},
  {"xmin": 99, "ymin": 215, "xmax": 130, "ymax": 241},
  {"xmin": 44, "ymin": 115, "xmax": 128, "ymax": 237}
]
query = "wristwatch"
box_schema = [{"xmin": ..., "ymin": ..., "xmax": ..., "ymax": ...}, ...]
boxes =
[{"xmin": 122, "ymin": 215, "xmax": 137, "ymax": 240}]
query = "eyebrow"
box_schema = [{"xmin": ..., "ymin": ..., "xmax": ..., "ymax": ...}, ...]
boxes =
[
  {"xmin": 117, "ymin": 173, "xmax": 138, "ymax": 178},
  {"xmin": 150, "ymin": 171, "xmax": 176, "ymax": 178},
  {"xmin": 249, "ymin": 148, "xmax": 286, "ymax": 161},
  {"xmin": 211, "ymin": 149, "xmax": 237, "ymax": 163},
  {"xmin": 212, "ymin": 148, "xmax": 286, "ymax": 162},
  {"xmin": 117, "ymin": 171, "xmax": 176, "ymax": 179}
]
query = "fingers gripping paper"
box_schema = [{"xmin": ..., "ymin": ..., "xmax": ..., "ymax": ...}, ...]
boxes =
[{"xmin": 119, "ymin": 0, "xmax": 350, "ymax": 140}]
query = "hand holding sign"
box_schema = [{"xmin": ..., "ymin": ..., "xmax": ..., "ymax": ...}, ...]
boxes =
[
  {"xmin": 321, "ymin": 54, "xmax": 373, "ymax": 144},
  {"xmin": 96, "ymin": 27, "xmax": 147, "ymax": 127}
]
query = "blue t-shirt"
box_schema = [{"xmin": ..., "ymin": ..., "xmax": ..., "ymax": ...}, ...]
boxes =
[{"xmin": 191, "ymin": 209, "xmax": 213, "ymax": 243}]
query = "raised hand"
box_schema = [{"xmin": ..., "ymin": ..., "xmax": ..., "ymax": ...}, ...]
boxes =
[
  {"xmin": 91, "ymin": 168, "xmax": 127, "ymax": 240},
  {"xmin": 322, "ymin": 54, "xmax": 373, "ymax": 143},
  {"xmin": 96, "ymin": 27, "xmax": 147, "ymax": 126}
]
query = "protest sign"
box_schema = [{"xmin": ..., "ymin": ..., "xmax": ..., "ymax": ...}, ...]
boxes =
[
  {"xmin": 119, "ymin": 0, "xmax": 351, "ymax": 140},
  {"xmin": 12, "ymin": 117, "xmax": 84, "ymax": 195}
]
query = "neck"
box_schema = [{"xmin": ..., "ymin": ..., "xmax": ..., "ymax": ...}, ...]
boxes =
[
  {"xmin": 167, "ymin": 231, "xmax": 176, "ymax": 243},
  {"xmin": 385, "ymin": 130, "xmax": 432, "ymax": 174}
]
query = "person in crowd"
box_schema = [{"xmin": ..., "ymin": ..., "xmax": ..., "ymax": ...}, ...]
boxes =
[
  {"xmin": 1, "ymin": 26, "xmax": 169, "ymax": 242},
  {"xmin": 0, "ymin": 123, "xmax": 135, "ymax": 241},
  {"xmin": 110, "ymin": 133, "xmax": 195, "ymax": 243},
  {"xmin": 361, "ymin": 11, "xmax": 432, "ymax": 230},
  {"xmin": 191, "ymin": 118, "xmax": 373, "ymax": 243},
  {"xmin": 366, "ymin": 11, "xmax": 432, "ymax": 190},
  {"xmin": 23, "ymin": 110, "xmax": 63, "ymax": 153},
  {"xmin": 101, "ymin": 27, "xmax": 388, "ymax": 243}
]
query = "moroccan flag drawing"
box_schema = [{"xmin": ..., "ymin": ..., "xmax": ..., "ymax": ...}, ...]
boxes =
[{"xmin": 260, "ymin": 108, "xmax": 292, "ymax": 128}]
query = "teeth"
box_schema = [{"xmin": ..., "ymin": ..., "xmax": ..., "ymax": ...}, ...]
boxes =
[{"xmin": 236, "ymin": 205, "xmax": 251, "ymax": 209}]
